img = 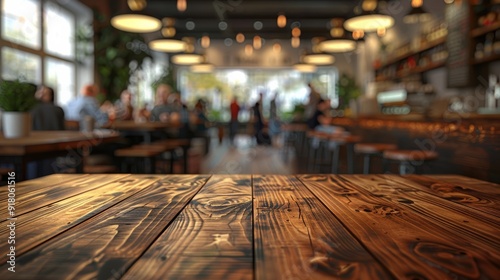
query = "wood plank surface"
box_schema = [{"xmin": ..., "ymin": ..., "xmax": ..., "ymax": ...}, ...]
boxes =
[
  {"xmin": 253, "ymin": 175, "xmax": 391, "ymax": 280},
  {"xmin": 0, "ymin": 174, "xmax": 129, "ymax": 220},
  {"xmin": 123, "ymin": 175, "xmax": 253, "ymax": 280},
  {"xmin": 298, "ymin": 175, "xmax": 500, "ymax": 279},
  {"xmin": 396, "ymin": 174, "xmax": 500, "ymax": 217},
  {"xmin": 1, "ymin": 175, "xmax": 210, "ymax": 279},
  {"xmin": 0, "ymin": 174, "xmax": 158, "ymax": 264}
]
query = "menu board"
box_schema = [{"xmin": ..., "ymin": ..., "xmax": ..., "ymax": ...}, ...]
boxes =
[{"xmin": 446, "ymin": 1, "xmax": 473, "ymax": 88}]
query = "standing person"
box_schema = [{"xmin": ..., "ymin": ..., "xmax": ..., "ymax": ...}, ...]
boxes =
[
  {"xmin": 304, "ymin": 82, "xmax": 321, "ymax": 120},
  {"xmin": 268, "ymin": 92, "xmax": 281, "ymax": 146},
  {"xmin": 252, "ymin": 101, "xmax": 267, "ymax": 145},
  {"xmin": 194, "ymin": 99, "xmax": 210, "ymax": 154},
  {"xmin": 114, "ymin": 89, "xmax": 134, "ymax": 121},
  {"xmin": 65, "ymin": 84, "xmax": 111, "ymax": 130},
  {"xmin": 229, "ymin": 96, "xmax": 240, "ymax": 145},
  {"xmin": 31, "ymin": 86, "xmax": 65, "ymax": 131}
]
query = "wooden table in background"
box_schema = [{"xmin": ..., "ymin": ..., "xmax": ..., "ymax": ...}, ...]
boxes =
[
  {"xmin": 0, "ymin": 130, "xmax": 120, "ymax": 180},
  {"xmin": 108, "ymin": 120, "xmax": 180, "ymax": 143},
  {"xmin": 0, "ymin": 174, "xmax": 498, "ymax": 279}
]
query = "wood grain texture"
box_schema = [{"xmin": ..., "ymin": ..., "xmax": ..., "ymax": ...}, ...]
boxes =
[
  {"xmin": 253, "ymin": 175, "xmax": 391, "ymax": 280},
  {"xmin": 123, "ymin": 175, "xmax": 253, "ymax": 280},
  {"xmin": 0, "ymin": 174, "xmax": 157, "ymax": 264},
  {"xmin": 298, "ymin": 174, "xmax": 500, "ymax": 280},
  {"xmin": 398, "ymin": 174, "xmax": 500, "ymax": 217},
  {"xmin": 0, "ymin": 174, "xmax": 128, "ymax": 220},
  {"xmin": 2, "ymin": 175, "xmax": 209, "ymax": 280}
]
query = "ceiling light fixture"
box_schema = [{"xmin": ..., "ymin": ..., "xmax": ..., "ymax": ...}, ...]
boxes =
[
  {"xmin": 177, "ymin": 0, "xmax": 187, "ymax": 12},
  {"xmin": 253, "ymin": 36, "xmax": 262, "ymax": 49},
  {"xmin": 320, "ymin": 39, "xmax": 356, "ymax": 53},
  {"xmin": 236, "ymin": 33, "xmax": 245, "ymax": 43},
  {"xmin": 293, "ymin": 63, "xmax": 317, "ymax": 73},
  {"xmin": 344, "ymin": 0, "xmax": 394, "ymax": 32},
  {"xmin": 190, "ymin": 63, "xmax": 215, "ymax": 73},
  {"xmin": 302, "ymin": 53, "xmax": 335, "ymax": 65},
  {"xmin": 111, "ymin": 0, "xmax": 161, "ymax": 33},
  {"xmin": 292, "ymin": 27, "xmax": 301, "ymax": 37},
  {"xmin": 149, "ymin": 39, "xmax": 186, "ymax": 52},
  {"xmin": 404, "ymin": 0, "xmax": 432, "ymax": 24},
  {"xmin": 245, "ymin": 44, "xmax": 253, "ymax": 56},
  {"xmin": 321, "ymin": 18, "xmax": 357, "ymax": 53},
  {"xmin": 352, "ymin": 30, "xmax": 365, "ymax": 40},
  {"xmin": 291, "ymin": 37, "xmax": 300, "ymax": 48},
  {"xmin": 201, "ymin": 35, "xmax": 210, "ymax": 48},
  {"xmin": 171, "ymin": 53, "xmax": 204, "ymax": 65},
  {"xmin": 277, "ymin": 14, "xmax": 287, "ymax": 28}
]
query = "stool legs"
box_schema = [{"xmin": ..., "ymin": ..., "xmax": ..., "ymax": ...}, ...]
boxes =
[{"xmin": 363, "ymin": 154, "xmax": 371, "ymax": 174}]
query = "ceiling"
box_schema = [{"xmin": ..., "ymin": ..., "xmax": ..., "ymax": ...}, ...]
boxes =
[{"xmin": 135, "ymin": 0, "xmax": 366, "ymax": 40}]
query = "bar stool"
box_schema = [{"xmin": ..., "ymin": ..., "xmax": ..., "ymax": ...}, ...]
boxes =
[
  {"xmin": 354, "ymin": 143, "xmax": 397, "ymax": 174},
  {"xmin": 306, "ymin": 130, "xmax": 330, "ymax": 173},
  {"xmin": 329, "ymin": 135, "xmax": 361, "ymax": 174},
  {"xmin": 382, "ymin": 150, "xmax": 438, "ymax": 175}
]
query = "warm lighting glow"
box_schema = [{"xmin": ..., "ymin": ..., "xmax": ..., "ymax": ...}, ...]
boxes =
[
  {"xmin": 273, "ymin": 43, "xmax": 281, "ymax": 53},
  {"xmin": 361, "ymin": 0, "xmax": 377, "ymax": 11},
  {"xmin": 190, "ymin": 63, "xmax": 214, "ymax": 73},
  {"xmin": 245, "ymin": 44, "xmax": 253, "ymax": 56},
  {"xmin": 377, "ymin": 27, "xmax": 386, "ymax": 37},
  {"xmin": 444, "ymin": 0, "xmax": 454, "ymax": 4},
  {"xmin": 177, "ymin": 0, "xmax": 187, "ymax": 12},
  {"xmin": 404, "ymin": 0, "xmax": 432, "ymax": 24},
  {"xmin": 185, "ymin": 43, "xmax": 195, "ymax": 53},
  {"xmin": 111, "ymin": 14, "xmax": 161, "ymax": 33},
  {"xmin": 277, "ymin": 14, "xmax": 287, "ymax": 28},
  {"xmin": 149, "ymin": 39, "xmax": 186, "ymax": 52},
  {"xmin": 253, "ymin": 36, "xmax": 262, "ymax": 49},
  {"xmin": 236, "ymin": 33, "xmax": 245, "ymax": 43},
  {"xmin": 292, "ymin": 27, "xmax": 301, "ymax": 37},
  {"xmin": 319, "ymin": 39, "xmax": 356, "ymax": 53},
  {"xmin": 291, "ymin": 37, "xmax": 300, "ymax": 48},
  {"xmin": 171, "ymin": 53, "xmax": 204, "ymax": 65},
  {"xmin": 201, "ymin": 35, "xmax": 210, "ymax": 48},
  {"xmin": 330, "ymin": 27, "xmax": 344, "ymax": 38},
  {"xmin": 303, "ymin": 53, "xmax": 335, "ymax": 65},
  {"xmin": 344, "ymin": 14, "xmax": 394, "ymax": 32},
  {"xmin": 162, "ymin": 17, "xmax": 175, "ymax": 26},
  {"xmin": 352, "ymin": 30, "xmax": 365, "ymax": 40},
  {"xmin": 161, "ymin": 27, "xmax": 176, "ymax": 37},
  {"xmin": 128, "ymin": 0, "xmax": 146, "ymax": 11},
  {"xmin": 293, "ymin": 63, "xmax": 317, "ymax": 73}
]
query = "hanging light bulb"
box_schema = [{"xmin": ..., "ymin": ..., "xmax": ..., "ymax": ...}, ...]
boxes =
[
  {"xmin": 404, "ymin": 0, "xmax": 432, "ymax": 24},
  {"xmin": 352, "ymin": 30, "xmax": 365, "ymax": 40},
  {"xmin": 236, "ymin": 33, "xmax": 245, "ymax": 43},
  {"xmin": 291, "ymin": 37, "xmax": 300, "ymax": 48},
  {"xmin": 253, "ymin": 35, "xmax": 262, "ymax": 49},
  {"xmin": 161, "ymin": 27, "xmax": 176, "ymax": 37},
  {"xmin": 292, "ymin": 27, "xmax": 301, "ymax": 37},
  {"xmin": 277, "ymin": 14, "xmax": 287, "ymax": 28},
  {"xmin": 177, "ymin": 0, "xmax": 187, "ymax": 12},
  {"xmin": 128, "ymin": 0, "xmax": 147, "ymax": 11},
  {"xmin": 201, "ymin": 35, "xmax": 210, "ymax": 48},
  {"xmin": 273, "ymin": 43, "xmax": 282, "ymax": 53},
  {"xmin": 377, "ymin": 27, "xmax": 386, "ymax": 37},
  {"xmin": 245, "ymin": 44, "xmax": 253, "ymax": 56}
]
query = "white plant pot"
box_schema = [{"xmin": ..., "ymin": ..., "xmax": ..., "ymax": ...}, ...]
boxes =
[{"xmin": 2, "ymin": 112, "xmax": 31, "ymax": 138}]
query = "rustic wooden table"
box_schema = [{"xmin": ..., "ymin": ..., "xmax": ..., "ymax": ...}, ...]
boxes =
[
  {"xmin": 0, "ymin": 174, "xmax": 498, "ymax": 279},
  {"xmin": 0, "ymin": 130, "xmax": 121, "ymax": 180}
]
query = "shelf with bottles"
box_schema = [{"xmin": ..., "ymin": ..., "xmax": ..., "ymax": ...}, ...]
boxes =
[
  {"xmin": 473, "ymin": 27, "xmax": 500, "ymax": 64},
  {"xmin": 375, "ymin": 45, "xmax": 448, "ymax": 82}
]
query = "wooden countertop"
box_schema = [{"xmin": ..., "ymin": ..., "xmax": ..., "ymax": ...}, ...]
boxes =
[{"xmin": 0, "ymin": 174, "xmax": 498, "ymax": 279}]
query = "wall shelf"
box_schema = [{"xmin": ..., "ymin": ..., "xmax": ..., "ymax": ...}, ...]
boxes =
[{"xmin": 470, "ymin": 21, "xmax": 500, "ymax": 38}]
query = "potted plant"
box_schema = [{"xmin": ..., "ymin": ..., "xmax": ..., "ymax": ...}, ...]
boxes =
[{"xmin": 0, "ymin": 80, "xmax": 37, "ymax": 138}]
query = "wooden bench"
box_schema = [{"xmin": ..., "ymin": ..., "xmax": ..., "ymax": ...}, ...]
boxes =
[{"xmin": 354, "ymin": 143, "xmax": 398, "ymax": 174}]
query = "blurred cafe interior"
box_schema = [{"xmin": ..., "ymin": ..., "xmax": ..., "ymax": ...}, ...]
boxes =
[
  {"xmin": 0, "ymin": 0, "xmax": 499, "ymax": 182},
  {"xmin": 1, "ymin": 1, "xmax": 500, "ymax": 279}
]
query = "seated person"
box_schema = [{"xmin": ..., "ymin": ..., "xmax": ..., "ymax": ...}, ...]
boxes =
[
  {"xmin": 31, "ymin": 86, "xmax": 65, "ymax": 131},
  {"xmin": 65, "ymin": 84, "xmax": 110, "ymax": 130},
  {"xmin": 150, "ymin": 84, "xmax": 173, "ymax": 122},
  {"xmin": 114, "ymin": 89, "xmax": 134, "ymax": 121},
  {"xmin": 307, "ymin": 99, "xmax": 331, "ymax": 130}
]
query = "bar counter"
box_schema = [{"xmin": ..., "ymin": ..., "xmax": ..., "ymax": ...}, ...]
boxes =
[
  {"xmin": 330, "ymin": 114, "xmax": 500, "ymax": 183},
  {"xmin": 1, "ymin": 174, "xmax": 498, "ymax": 279}
]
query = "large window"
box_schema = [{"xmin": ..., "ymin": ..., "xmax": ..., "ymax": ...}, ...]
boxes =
[
  {"xmin": 1, "ymin": 0, "xmax": 41, "ymax": 49},
  {"xmin": 1, "ymin": 47, "xmax": 41, "ymax": 83},
  {"xmin": 1, "ymin": 0, "xmax": 89, "ymax": 107}
]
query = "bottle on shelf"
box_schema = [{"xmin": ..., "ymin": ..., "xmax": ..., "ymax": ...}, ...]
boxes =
[
  {"xmin": 475, "ymin": 42, "xmax": 485, "ymax": 59},
  {"xmin": 484, "ymin": 32, "xmax": 495, "ymax": 56},
  {"xmin": 494, "ymin": 29, "xmax": 500, "ymax": 54}
]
